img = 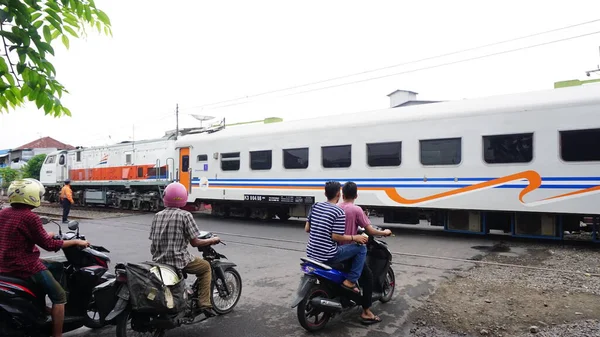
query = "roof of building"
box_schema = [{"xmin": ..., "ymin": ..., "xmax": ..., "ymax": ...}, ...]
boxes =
[{"xmin": 14, "ymin": 137, "xmax": 75, "ymax": 150}]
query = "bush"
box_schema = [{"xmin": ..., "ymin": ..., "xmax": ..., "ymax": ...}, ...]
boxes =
[
  {"xmin": 22, "ymin": 154, "xmax": 47, "ymax": 180},
  {"xmin": 0, "ymin": 167, "xmax": 21, "ymax": 190}
]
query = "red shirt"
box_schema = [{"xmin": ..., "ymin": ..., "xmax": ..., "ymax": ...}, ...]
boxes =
[
  {"xmin": 337, "ymin": 201, "xmax": 372, "ymax": 245},
  {"xmin": 0, "ymin": 207, "xmax": 64, "ymax": 279}
]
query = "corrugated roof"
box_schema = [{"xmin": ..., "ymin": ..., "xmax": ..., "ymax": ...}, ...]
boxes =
[{"xmin": 15, "ymin": 137, "xmax": 75, "ymax": 150}]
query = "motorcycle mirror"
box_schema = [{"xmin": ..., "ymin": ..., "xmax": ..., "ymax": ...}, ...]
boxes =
[
  {"xmin": 40, "ymin": 216, "xmax": 50, "ymax": 225},
  {"xmin": 68, "ymin": 221, "xmax": 79, "ymax": 231}
]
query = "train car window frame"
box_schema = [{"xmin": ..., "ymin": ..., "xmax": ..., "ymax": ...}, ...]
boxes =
[
  {"xmin": 482, "ymin": 132, "xmax": 534, "ymax": 164},
  {"xmin": 322, "ymin": 145, "xmax": 352, "ymax": 168},
  {"xmin": 45, "ymin": 155, "xmax": 56, "ymax": 164},
  {"xmin": 366, "ymin": 141, "xmax": 402, "ymax": 167},
  {"xmin": 197, "ymin": 154, "xmax": 208, "ymax": 162},
  {"xmin": 250, "ymin": 150, "xmax": 272, "ymax": 170},
  {"xmin": 283, "ymin": 147, "xmax": 309, "ymax": 169},
  {"xmin": 419, "ymin": 137, "xmax": 462, "ymax": 166},
  {"xmin": 221, "ymin": 152, "xmax": 241, "ymax": 171},
  {"xmin": 559, "ymin": 127, "xmax": 600, "ymax": 162}
]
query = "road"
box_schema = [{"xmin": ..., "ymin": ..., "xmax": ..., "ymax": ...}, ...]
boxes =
[{"xmin": 45, "ymin": 213, "xmax": 501, "ymax": 337}]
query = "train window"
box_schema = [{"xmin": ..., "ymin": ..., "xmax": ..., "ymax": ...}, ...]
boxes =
[
  {"xmin": 367, "ymin": 142, "xmax": 402, "ymax": 167},
  {"xmin": 125, "ymin": 154, "xmax": 132, "ymax": 165},
  {"xmin": 322, "ymin": 145, "xmax": 351, "ymax": 168},
  {"xmin": 420, "ymin": 138, "xmax": 461, "ymax": 165},
  {"xmin": 197, "ymin": 154, "xmax": 208, "ymax": 162},
  {"xmin": 76, "ymin": 151, "xmax": 81, "ymax": 162},
  {"xmin": 250, "ymin": 150, "xmax": 272, "ymax": 170},
  {"xmin": 137, "ymin": 167, "xmax": 144, "ymax": 177},
  {"xmin": 181, "ymin": 155, "xmax": 189, "ymax": 172},
  {"xmin": 58, "ymin": 155, "xmax": 65, "ymax": 165},
  {"xmin": 221, "ymin": 152, "xmax": 240, "ymax": 171},
  {"xmin": 283, "ymin": 147, "xmax": 309, "ymax": 169},
  {"xmin": 45, "ymin": 155, "xmax": 56, "ymax": 164},
  {"xmin": 560, "ymin": 128, "xmax": 600, "ymax": 162},
  {"xmin": 483, "ymin": 133, "xmax": 533, "ymax": 164}
]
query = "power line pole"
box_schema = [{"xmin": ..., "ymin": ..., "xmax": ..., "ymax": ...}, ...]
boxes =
[{"xmin": 175, "ymin": 103, "xmax": 179, "ymax": 140}]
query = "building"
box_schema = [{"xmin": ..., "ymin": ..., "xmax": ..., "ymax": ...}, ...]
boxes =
[
  {"xmin": 0, "ymin": 149, "xmax": 9, "ymax": 168},
  {"xmin": 8, "ymin": 137, "xmax": 75, "ymax": 169}
]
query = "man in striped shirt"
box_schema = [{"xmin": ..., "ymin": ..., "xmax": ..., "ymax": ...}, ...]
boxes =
[{"xmin": 305, "ymin": 181, "xmax": 368, "ymax": 294}]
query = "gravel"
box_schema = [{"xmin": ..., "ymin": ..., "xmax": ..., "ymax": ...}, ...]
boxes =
[
  {"xmin": 407, "ymin": 242, "xmax": 600, "ymax": 337},
  {"xmin": 454, "ymin": 243, "xmax": 600, "ymax": 296}
]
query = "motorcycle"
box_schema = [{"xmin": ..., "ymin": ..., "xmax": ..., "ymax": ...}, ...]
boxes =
[
  {"xmin": 99, "ymin": 231, "xmax": 242, "ymax": 337},
  {"xmin": 0, "ymin": 216, "xmax": 113, "ymax": 336},
  {"xmin": 291, "ymin": 226, "xmax": 396, "ymax": 331}
]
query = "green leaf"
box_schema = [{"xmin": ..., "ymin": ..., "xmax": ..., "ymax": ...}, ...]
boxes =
[
  {"xmin": 63, "ymin": 25, "xmax": 78, "ymax": 38},
  {"xmin": 5, "ymin": 90, "xmax": 17, "ymax": 105},
  {"xmin": 84, "ymin": 6, "xmax": 92, "ymax": 21},
  {"xmin": 46, "ymin": 0, "xmax": 61, "ymax": 12},
  {"xmin": 96, "ymin": 9, "xmax": 111, "ymax": 26},
  {"xmin": 46, "ymin": 16, "xmax": 62, "ymax": 33},
  {"xmin": 51, "ymin": 29, "xmax": 60, "ymax": 40},
  {"xmin": 37, "ymin": 41, "xmax": 55, "ymax": 55},
  {"xmin": 0, "ymin": 58, "xmax": 8, "ymax": 73},
  {"xmin": 0, "ymin": 31, "xmax": 21, "ymax": 44},
  {"xmin": 62, "ymin": 106, "xmax": 71, "ymax": 116},
  {"xmin": 43, "ymin": 25, "xmax": 52, "ymax": 42},
  {"xmin": 61, "ymin": 34, "xmax": 69, "ymax": 49},
  {"xmin": 31, "ymin": 13, "xmax": 42, "ymax": 21},
  {"xmin": 35, "ymin": 93, "xmax": 44, "ymax": 109},
  {"xmin": 21, "ymin": 83, "xmax": 31, "ymax": 96},
  {"xmin": 45, "ymin": 8, "xmax": 62, "ymax": 24},
  {"xmin": 33, "ymin": 20, "xmax": 43, "ymax": 29},
  {"xmin": 43, "ymin": 98, "xmax": 53, "ymax": 114}
]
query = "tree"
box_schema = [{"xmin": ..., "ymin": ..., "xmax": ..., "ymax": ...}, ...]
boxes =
[
  {"xmin": 0, "ymin": 166, "xmax": 20, "ymax": 189},
  {"xmin": 0, "ymin": 0, "xmax": 111, "ymax": 117},
  {"xmin": 21, "ymin": 152, "xmax": 45, "ymax": 179}
]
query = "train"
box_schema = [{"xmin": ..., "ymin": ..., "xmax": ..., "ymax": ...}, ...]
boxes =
[{"xmin": 40, "ymin": 83, "xmax": 600, "ymax": 240}]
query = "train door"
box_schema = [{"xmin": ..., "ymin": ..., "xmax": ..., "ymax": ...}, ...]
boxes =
[
  {"xmin": 179, "ymin": 147, "xmax": 191, "ymax": 193},
  {"xmin": 57, "ymin": 152, "xmax": 68, "ymax": 182}
]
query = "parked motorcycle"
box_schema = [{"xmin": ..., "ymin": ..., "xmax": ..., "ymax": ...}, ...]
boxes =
[
  {"xmin": 99, "ymin": 231, "xmax": 242, "ymax": 337},
  {"xmin": 0, "ymin": 217, "xmax": 113, "ymax": 336},
  {"xmin": 291, "ymin": 226, "xmax": 396, "ymax": 331}
]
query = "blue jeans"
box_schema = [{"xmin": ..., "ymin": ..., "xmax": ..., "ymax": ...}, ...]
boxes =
[{"xmin": 326, "ymin": 243, "xmax": 367, "ymax": 283}]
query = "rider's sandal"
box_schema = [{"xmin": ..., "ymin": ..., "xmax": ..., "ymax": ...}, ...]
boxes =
[
  {"xmin": 341, "ymin": 282, "xmax": 361, "ymax": 294},
  {"xmin": 360, "ymin": 315, "xmax": 382, "ymax": 325}
]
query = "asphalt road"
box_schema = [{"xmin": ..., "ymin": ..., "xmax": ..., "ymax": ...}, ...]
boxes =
[{"xmin": 44, "ymin": 213, "xmax": 500, "ymax": 337}]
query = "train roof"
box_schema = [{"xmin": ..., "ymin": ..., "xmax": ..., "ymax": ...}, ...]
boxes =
[{"xmin": 175, "ymin": 84, "xmax": 600, "ymax": 145}]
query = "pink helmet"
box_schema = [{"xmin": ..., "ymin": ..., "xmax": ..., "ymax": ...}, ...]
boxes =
[{"xmin": 163, "ymin": 182, "xmax": 188, "ymax": 208}]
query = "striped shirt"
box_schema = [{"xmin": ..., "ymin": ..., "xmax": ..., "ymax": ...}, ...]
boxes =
[{"xmin": 306, "ymin": 202, "xmax": 346, "ymax": 262}]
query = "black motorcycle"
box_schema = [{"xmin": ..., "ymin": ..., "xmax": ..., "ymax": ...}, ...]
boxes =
[
  {"xmin": 98, "ymin": 231, "xmax": 243, "ymax": 337},
  {"xmin": 0, "ymin": 217, "xmax": 113, "ymax": 336},
  {"xmin": 291, "ymin": 226, "xmax": 396, "ymax": 331}
]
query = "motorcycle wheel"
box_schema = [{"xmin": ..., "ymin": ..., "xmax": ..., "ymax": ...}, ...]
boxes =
[
  {"xmin": 379, "ymin": 266, "xmax": 396, "ymax": 303},
  {"xmin": 296, "ymin": 284, "xmax": 332, "ymax": 332},
  {"xmin": 211, "ymin": 266, "xmax": 242, "ymax": 314},
  {"xmin": 116, "ymin": 309, "xmax": 166, "ymax": 337},
  {"xmin": 83, "ymin": 298, "xmax": 104, "ymax": 329}
]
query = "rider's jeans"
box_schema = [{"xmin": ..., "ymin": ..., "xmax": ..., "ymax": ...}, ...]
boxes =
[{"xmin": 326, "ymin": 243, "xmax": 367, "ymax": 283}]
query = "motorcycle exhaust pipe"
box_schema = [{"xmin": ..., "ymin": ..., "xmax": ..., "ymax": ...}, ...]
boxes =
[{"xmin": 309, "ymin": 297, "xmax": 343, "ymax": 313}]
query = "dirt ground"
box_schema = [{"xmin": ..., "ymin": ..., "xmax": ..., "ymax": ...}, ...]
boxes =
[{"xmin": 406, "ymin": 242, "xmax": 600, "ymax": 337}]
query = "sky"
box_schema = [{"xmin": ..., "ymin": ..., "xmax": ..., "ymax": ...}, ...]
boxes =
[{"xmin": 0, "ymin": 0, "xmax": 599, "ymax": 150}]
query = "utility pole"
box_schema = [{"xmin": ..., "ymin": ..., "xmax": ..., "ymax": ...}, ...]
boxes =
[{"xmin": 175, "ymin": 103, "xmax": 179, "ymax": 140}]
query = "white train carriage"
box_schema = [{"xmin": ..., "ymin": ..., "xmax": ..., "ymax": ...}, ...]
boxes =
[
  {"xmin": 40, "ymin": 138, "xmax": 177, "ymax": 210},
  {"xmin": 174, "ymin": 83, "xmax": 600, "ymax": 240}
]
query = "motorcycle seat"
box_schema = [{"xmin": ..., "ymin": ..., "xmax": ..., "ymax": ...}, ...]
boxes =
[
  {"xmin": 326, "ymin": 261, "xmax": 352, "ymax": 272},
  {"xmin": 0, "ymin": 274, "xmax": 43, "ymax": 297}
]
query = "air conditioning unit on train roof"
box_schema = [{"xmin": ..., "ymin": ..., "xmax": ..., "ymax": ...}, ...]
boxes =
[{"xmin": 387, "ymin": 89, "xmax": 442, "ymax": 108}]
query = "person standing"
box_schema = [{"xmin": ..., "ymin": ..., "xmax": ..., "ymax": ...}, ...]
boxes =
[{"xmin": 59, "ymin": 180, "xmax": 73, "ymax": 223}]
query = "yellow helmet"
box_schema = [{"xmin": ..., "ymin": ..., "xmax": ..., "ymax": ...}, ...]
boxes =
[{"xmin": 7, "ymin": 178, "xmax": 46, "ymax": 208}]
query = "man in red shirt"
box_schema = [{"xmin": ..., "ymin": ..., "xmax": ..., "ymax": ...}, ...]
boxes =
[
  {"xmin": 338, "ymin": 181, "xmax": 392, "ymax": 325},
  {"xmin": 0, "ymin": 179, "xmax": 89, "ymax": 337}
]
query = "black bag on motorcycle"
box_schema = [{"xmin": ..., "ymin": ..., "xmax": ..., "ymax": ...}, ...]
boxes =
[{"xmin": 125, "ymin": 262, "xmax": 186, "ymax": 314}]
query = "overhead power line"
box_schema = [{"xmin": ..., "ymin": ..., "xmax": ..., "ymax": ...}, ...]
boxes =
[{"xmin": 181, "ymin": 18, "xmax": 600, "ymax": 111}]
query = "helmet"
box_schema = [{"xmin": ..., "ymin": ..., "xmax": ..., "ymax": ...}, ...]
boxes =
[
  {"xmin": 64, "ymin": 179, "xmax": 71, "ymax": 184},
  {"xmin": 8, "ymin": 178, "xmax": 46, "ymax": 208},
  {"xmin": 162, "ymin": 182, "xmax": 187, "ymax": 208}
]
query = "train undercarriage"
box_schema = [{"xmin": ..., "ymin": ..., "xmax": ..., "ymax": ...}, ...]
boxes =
[{"xmin": 43, "ymin": 182, "xmax": 168, "ymax": 212}]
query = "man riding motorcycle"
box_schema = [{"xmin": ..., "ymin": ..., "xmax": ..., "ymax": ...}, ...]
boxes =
[
  {"xmin": 149, "ymin": 182, "xmax": 220, "ymax": 318},
  {"xmin": 338, "ymin": 181, "xmax": 392, "ymax": 325},
  {"xmin": 0, "ymin": 179, "xmax": 89, "ymax": 337}
]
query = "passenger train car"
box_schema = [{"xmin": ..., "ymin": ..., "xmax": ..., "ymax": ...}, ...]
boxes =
[
  {"xmin": 40, "ymin": 138, "xmax": 177, "ymax": 211},
  {"xmin": 175, "ymin": 84, "xmax": 600, "ymax": 239},
  {"xmin": 40, "ymin": 84, "xmax": 600, "ymax": 240}
]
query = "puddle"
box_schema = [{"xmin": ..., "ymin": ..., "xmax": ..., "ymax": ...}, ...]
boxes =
[{"xmin": 471, "ymin": 245, "xmax": 511, "ymax": 253}]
